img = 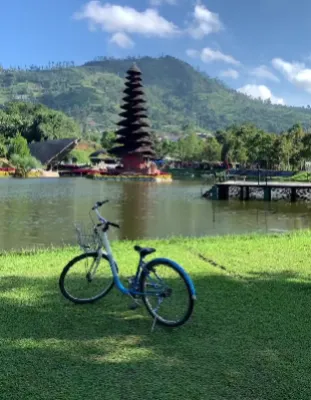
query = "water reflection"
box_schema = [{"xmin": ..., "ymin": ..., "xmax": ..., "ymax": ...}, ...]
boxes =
[
  {"xmin": 1, "ymin": 178, "xmax": 311, "ymax": 251},
  {"xmin": 118, "ymin": 182, "xmax": 151, "ymax": 240}
]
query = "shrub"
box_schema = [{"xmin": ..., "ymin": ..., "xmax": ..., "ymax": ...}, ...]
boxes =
[
  {"xmin": 10, "ymin": 154, "xmax": 42, "ymax": 178},
  {"xmin": 69, "ymin": 149, "xmax": 90, "ymax": 164}
]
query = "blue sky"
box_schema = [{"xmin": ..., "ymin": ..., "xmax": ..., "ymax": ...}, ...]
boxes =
[{"xmin": 2, "ymin": 0, "xmax": 311, "ymax": 106}]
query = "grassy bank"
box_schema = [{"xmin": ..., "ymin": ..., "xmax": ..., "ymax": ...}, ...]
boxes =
[
  {"xmin": 2, "ymin": 232, "xmax": 311, "ymax": 398},
  {"xmin": 258, "ymin": 171, "xmax": 310, "ymax": 182},
  {"xmin": 282, "ymin": 171, "xmax": 311, "ymax": 182}
]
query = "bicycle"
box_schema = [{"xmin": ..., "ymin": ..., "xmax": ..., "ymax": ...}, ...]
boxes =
[{"xmin": 59, "ymin": 200, "xmax": 196, "ymax": 330}]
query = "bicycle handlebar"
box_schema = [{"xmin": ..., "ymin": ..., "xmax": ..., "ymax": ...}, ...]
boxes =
[
  {"xmin": 108, "ymin": 221, "xmax": 120, "ymax": 229},
  {"xmin": 92, "ymin": 200, "xmax": 120, "ymax": 230},
  {"xmin": 92, "ymin": 200, "xmax": 109, "ymax": 210}
]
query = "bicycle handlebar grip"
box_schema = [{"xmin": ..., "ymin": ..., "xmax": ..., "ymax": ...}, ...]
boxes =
[
  {"xmin": 109, "ymin": 222, "xmax": 120, "ymax": 229},
  {"xmin": 92, "ymin": 200, "xmax": 109, "ymax": 210}
]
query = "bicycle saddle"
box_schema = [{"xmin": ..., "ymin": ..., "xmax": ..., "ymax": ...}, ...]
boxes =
[{"xmin": 134, "ymin": 245, "xmax": 156, "ymax": 258}]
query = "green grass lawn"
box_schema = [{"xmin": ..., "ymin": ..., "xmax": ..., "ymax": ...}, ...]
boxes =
[
  {"xmin": 2, "ymin": 232, "xmax": 311, "ymax": 399},
  {"xmin": 283, "ymin": 171, "xmax": 311, "ymax": 182},
  {"xmin": 267, "ymin": 171, "xmax": 311, "ymax": 182}
]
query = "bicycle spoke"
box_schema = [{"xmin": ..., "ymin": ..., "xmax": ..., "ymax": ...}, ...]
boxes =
[{"xmin": 142, "ymin": 262, "xmax": 193, "ymax": 326}]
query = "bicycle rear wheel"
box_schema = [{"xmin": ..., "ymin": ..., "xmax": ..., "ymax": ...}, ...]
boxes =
[
  {"xmin": 59, "ymin": 252, "xmax": 114, "ymax": 304},
  {"xmin": 140, "ymin": 259, "xmax": 195, "ymax": 327}
]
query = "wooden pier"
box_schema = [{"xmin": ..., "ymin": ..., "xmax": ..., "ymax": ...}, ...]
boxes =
[{"xmin": 214, "ymin": 180, "xmax": 311, "ymax": 202}]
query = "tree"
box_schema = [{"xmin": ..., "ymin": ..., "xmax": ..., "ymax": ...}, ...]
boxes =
[
  {"xmin": 7, "ymin": 133, "xmax": 30, "ymax": 158},
  {"xmin": 302, "ymin": 133, "xmax": 311, "ymax": 161},
  {"xmin": 0, "ymin": 136, "xmax": 7, "ymax": 158},
  {"xmin": 273, "ymin": 135, "xmax": 293, "ymax": 170},
  {"xmin": 153, "ymin": 138, "xmax": 178, "ymax": 159},
  {"xmin": 0, "ymin": 102, "xmax": 81, "ymax": 143},
  {"xmin": 203, "ymin": 137, "xmax": 221, "ymax": 161},
  {"xmin": 101, "ymin": 131, "xmax": 116, "ymax": 151},
  {"xmin": 257, "ymin": 133, "xmax": 277, "ymax": 168},
  {"xmin": 287, "ymin": 123, "xmax": 305, "ymax": 169},
  {"xmin": 177, "ymin": 133, "xmax": 203, "ymax": 161}
]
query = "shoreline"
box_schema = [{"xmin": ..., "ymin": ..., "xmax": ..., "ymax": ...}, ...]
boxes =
[{"xmin": 1, "ymin": 229, "xmax": 308, "ymax": 255}]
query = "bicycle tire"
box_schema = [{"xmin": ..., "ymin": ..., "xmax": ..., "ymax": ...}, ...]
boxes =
[
  {"xmin": 59, "ymin": 252, "xmax": 114, "ymax": 304},
  {"xmin": 139, "ymin": 258, "xmax": 195, "ymax": 327}
]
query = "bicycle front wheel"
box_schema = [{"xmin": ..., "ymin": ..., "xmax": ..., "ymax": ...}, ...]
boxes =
[
  {"xmin": 59, "ymin": 252, "xmax": 114, "ymax": 304},
  {"xmin": 140, "ymin": 259, "xmax": 195, "ymax": 327}
]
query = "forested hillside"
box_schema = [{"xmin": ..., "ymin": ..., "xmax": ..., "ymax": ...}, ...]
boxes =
[{"xmin": 1, "ymin": 55, "xmax": 311, "ymax": 134}]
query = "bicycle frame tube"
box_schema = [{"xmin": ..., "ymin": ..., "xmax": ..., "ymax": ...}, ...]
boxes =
[
  {"xmin": 102, "ymin": 231, "xmax": 131, "ymax": 294},
  {"xmin": 101, "ymin": 232, "xmax": 164, "ymax": 297}
]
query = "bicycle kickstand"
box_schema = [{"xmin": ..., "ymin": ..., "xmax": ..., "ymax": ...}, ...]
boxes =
[{"xmin": 151, "ymin": 316, "xmax": 158, "ymax": 332}]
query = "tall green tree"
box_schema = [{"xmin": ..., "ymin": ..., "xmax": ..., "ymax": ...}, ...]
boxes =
[
  {"xmin": 101, "ymin": 131, "xmax": 116, "ymax": 151},
  {"xmin": 0, "ymin": 102, "xmax": 81, "ymax": 142},
  {"xmin": 287, "ymin": 123, "xmax": 305, "ymax": 169},
  {"xmin": 177, "ymin": 133, "xmax": 203, "ymax": 161},
  {"xmin": 0, "ymin": 135, "xmax": 7, "ymax": 158},
  {"xmin": 203, "ymin": 137, "xmax": 221, "ymax": 161},
  {"xmin": 7, "ymin": 133, "xmax": 30, "ymax": 158}
]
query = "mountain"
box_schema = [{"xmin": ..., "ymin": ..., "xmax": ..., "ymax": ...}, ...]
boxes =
[{"xmin": 1, "ymin": 55, "xmax": 311, "ymax": 134}]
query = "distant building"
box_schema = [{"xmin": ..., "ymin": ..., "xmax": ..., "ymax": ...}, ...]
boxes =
[{"xmin": 28, "ymin": 138, "xmax": 80, "ymax": 169}]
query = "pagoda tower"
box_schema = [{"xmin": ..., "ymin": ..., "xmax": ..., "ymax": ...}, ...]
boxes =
[{"xmin": 110, "ymin": 63, "xmax": 156, "ymax": 172}]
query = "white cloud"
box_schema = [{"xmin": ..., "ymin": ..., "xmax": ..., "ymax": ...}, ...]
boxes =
[
  {"xmin": 186, "ymin": 49, "xmax": 199, "ymax": 58},
  {"xmin": 220, "ymin": 69, "xmax": 239, "ymax": 79},
  {"xmin": 74, "ymin": 1, "xmax": 179, "ymax": 37},
  {"xmin": 149, "ymin": 0, "xmax": 177, "ymax": 6},
  {"xmin": 110, "ymin": 32, "xmax": 134, "ymax": 48},
  {"xmin": 201, "ymin": 48, "xmax": 239, "ymax": 65},
  {"xmin": 272, "ymin": 58, "xmax": 311, "ymax": 93},
  {"xmin": 250, "ymin": 65, "xmax": 279, "ymax": 82},
  {"xmin": 187, "ymin": 47, "xmax": 240, "ymax": 65},
  {"xmin": 188, "ymin": 4, "xmax": 222, "ymax": 39},
  {"xmin": 238, "ymin": 84, "xmax": 285, "ymax": 105}
]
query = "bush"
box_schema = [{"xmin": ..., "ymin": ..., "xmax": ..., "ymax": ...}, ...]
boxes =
[
  {"xmin": 10, "ymin": 154, "xmax": 41, "ymax": 178},
  {"xmin": 69, "ymin": 149, "xmax": 91, "ymax": 164}
]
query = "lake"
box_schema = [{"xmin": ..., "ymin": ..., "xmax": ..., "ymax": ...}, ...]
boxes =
[{"xmin": 1, "ymin": 177, "xmax": 311, "ymax": 251}]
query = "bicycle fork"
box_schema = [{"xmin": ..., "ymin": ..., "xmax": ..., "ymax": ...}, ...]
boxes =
[{"xmin": 85, "ymin": 253, "xmax": 102, "ymax": 281}]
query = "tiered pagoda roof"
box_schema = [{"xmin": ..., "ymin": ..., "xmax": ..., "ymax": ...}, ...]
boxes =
[{"xmin": 109, "ymin": 63, "xmax": 155, "ymax": 159}]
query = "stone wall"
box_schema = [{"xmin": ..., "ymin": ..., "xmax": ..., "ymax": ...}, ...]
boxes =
[{"xmin": 228, "ymin": 186, "xmax": 311, "ymax": 201}]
